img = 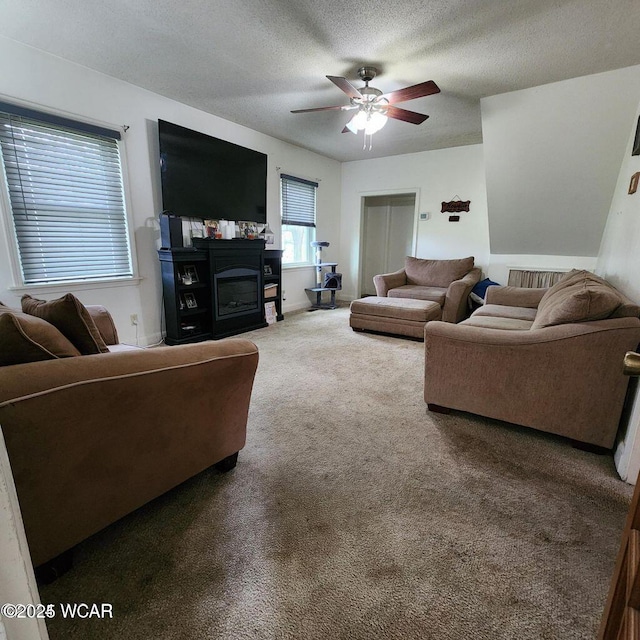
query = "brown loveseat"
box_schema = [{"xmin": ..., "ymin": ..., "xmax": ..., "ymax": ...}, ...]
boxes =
[
  {"xmin": 374, "ymin": 256, "xmax": 481, "ymax": 323},
  {"xmin": 0, "ymin": 296, "xmax": 259, "ymax": 570},
  {"xmin": 424, "ymin": 270, "xmax": 640, "ymax": 448}
]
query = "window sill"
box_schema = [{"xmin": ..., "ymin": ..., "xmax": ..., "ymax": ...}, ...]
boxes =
[
  {"xmin": 9, "ymin": 276, "xmax": 143, "ymax": 295},
  {"xmin": 282, "ymin": 263, "xmax": 316, "ymax": 271}
]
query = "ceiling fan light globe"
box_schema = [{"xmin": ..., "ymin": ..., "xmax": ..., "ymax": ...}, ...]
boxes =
[
  {"xmin": 345, "ymin": 120, "xmax": 359, "ymax": 134},
  {"xmin": 351, "ymin": 110, "xmax": 369, "ymax": 131},
  {"xmin": 365, "ymin": 112, "xmax": 388, "ymax": 135}
]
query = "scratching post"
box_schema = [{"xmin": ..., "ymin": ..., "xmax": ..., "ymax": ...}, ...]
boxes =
[{"xmin": 306, "ymin": 241, "xmax": 341, "ymax": 310}]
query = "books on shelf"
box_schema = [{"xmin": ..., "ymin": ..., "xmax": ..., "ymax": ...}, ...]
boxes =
[{"xmin": 264, "ymin": 301, "xmax": 277, "ymax": 325}]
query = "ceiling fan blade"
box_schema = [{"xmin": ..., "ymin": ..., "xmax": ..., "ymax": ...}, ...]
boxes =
[
  {"xmin": 381, "ymin": 80, "xmax": 440, "ymax": 104},
  {"xmin": 327, "ymin": 75, "xmax": 363, "ymax": 99},
  {"xmin": 386, "ymin": 105, "xmax": 429, "ymax": 125},
  {"xmin": 291, "ymin": 105, "xmax": 354, "ymax": 114}
]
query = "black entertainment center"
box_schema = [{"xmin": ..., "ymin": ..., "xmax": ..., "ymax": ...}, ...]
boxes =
[
  {"xmin": 159, "ymin": 240, "xmax": 282, "ymax": 344},
  {"xmin": 156, "ymin": 120, "xmax": 281, "ymax": 343}
]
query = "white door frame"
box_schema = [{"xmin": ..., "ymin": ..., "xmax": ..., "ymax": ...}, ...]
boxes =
[
  {"xmin": 357, "ymin": 188, "xmax": 420, "ymax": 299},
  {"xmin": 0, "ymin": 428, "xmax": 49, "ymax": 640}
]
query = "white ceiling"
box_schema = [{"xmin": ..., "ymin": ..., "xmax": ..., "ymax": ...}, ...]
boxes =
[{"xmin": 1, "ymin": 0, "xmax": 640, "ymax": 162}]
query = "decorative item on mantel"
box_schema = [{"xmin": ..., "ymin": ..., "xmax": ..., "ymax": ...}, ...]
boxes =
[
  {"xmin": 260, "ymin": 223, "xmax": 275, "ymax": 244},
  {"xmin": 441, "ymin": 195, "xmax": 470, "ymax": 222}
]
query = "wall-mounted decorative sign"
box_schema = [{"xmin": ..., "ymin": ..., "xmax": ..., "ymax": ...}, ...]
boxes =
[
  {"xmin": 629, "ymin": 172, "xmax": 640, "ymax": 195},
  {"xmin": 632, "ymin": 116, "xmax": 640, "ymax": 156},
  {"xmin": 441, "ymin": 196, "xmax": 470, "ymax": 222}
]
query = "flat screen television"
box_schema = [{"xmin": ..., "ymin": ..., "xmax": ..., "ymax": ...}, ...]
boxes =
[{"xmin": 158, "ymin": 119, "xmax": 267, "ymax": 223}]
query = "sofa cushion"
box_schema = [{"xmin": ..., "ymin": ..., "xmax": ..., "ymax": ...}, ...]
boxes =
[
  {"xmin": 536, "ymin": 269, "xmax": 640, "ymax": 320},
  {"xmin": 0, "ymin": 305, "xmax": 80, "ymax": 366},
  {"xmin": 388, "ymin": 285, "xmax": 447, "ymax": 305},
  {"xmin": 472, "ymin": 304, "xmax": 538, "ymax": 322},
  {"xmin": 532, "ymin": 279, "xmax": 621, "ymax": 329},
  {"xmin": 460, "ymin": 316, "xmax": 534, "ymax": 330},
  {"xmin": 610, "ymin": 300, "xmax": 640, "ymax": 319},
  {"xmin": 404, "ymin": 256, "xmax": 474, "ymax": 288},
  {"xmin": 561, "ymin": 271, "xmax": 640, "ymax": 318},
  {"xmin": 86, "ymin": 305, "xmax": 120, "ymax": 345},
  {"xmin": 22, "ymin": 294, "xmax": 109, "ymax": 355}
]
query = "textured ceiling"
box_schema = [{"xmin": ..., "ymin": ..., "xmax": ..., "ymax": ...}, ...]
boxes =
[{"xmin": 1, "ymin": 0, "xmax": 640, "ymax": 161}]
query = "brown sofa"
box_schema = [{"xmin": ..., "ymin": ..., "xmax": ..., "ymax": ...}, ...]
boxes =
[
  {"xmin": 0, "ymin": 298, "xmax": 259, "ymax": 569},
  {"xmin": 374, "ymin": 256, "xmax": 481, "ymax": 323},
  {"xmin": 424, "ymin": 270, "xmax": 640, "ymax": 448}
]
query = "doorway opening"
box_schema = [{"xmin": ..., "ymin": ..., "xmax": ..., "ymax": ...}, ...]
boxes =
[{"xmin": 359, "ymin": 193, "xmax": 417, "ymax": 297}]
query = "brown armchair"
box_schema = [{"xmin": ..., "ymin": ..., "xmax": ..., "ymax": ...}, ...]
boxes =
[
  {"xmin": 374, "ymin": 256, "xmax": 481, "ymax": 323},
  {"xmin": 0, "ymin": 302, "xmax": 259, "ymax": 570}
]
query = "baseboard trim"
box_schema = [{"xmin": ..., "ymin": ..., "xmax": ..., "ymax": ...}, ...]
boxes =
[{"xmin": 283, "ymin": 301, "xmax": 313, "ymax": 314}]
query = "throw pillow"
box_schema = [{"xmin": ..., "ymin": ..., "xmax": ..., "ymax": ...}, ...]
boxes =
[
  {"xmin": 0, "ymin": 306, "xmax": 80, "ymax": 366},
  {"xmin": 532, "ymin": 279, "xmax": 621, "ymax": 329},
  {"xmin": 537, "ymin": 269, "xmax": 607, "ymax": 308},
  {"xmin": 21, "ymin": 293, "xmax": 109, "ymax": 355},
  {"xmin": 405, "ymin": 256, "xmax": 474, "ymax": 288}
]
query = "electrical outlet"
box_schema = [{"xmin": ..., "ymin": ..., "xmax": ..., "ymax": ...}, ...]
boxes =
[{"xmin": 130, "ymin": 314, "xmax": 138, "ymax": 326}]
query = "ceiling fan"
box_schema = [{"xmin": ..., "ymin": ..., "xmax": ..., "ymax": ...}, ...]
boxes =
[{"xmin": 291, "ymin": 66, "xmax": 440, "ymax": 147}]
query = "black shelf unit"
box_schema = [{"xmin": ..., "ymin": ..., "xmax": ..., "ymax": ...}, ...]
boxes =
[
  {"xmin": 158, "ymin": 248, "xmax": 213, "ymax": 345},
  {"xmin": 264, "ymin": 249, "xmax": 284, "ymax": 321},
  {"xmin": 160, "ymin": 241, "xmax": 284, "ymax": 344}
]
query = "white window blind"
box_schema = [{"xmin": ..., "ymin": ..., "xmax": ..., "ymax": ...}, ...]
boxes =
[
  {"xmin": 281, "ymin": 174, "xmax": 317, "ymax": 227},
  {"xmin": 0, "ymin": 103, "xmax": 132, "ymax": 285}
]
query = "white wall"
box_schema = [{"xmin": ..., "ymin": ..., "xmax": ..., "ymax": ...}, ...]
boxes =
[
  {"xmin": 596, "ymin": 98, "xmax": 640, "ymax": 484},
  {"xmin": 482, "ymin": 65, "xmax": 640, "ymax": 258},
  {"xmin": 0, "ymin": 38, "xmax": 341, "ymax": 342},
  {"xmin": 340, "ymin": 144, "xmax": 491, "ymax": 300}
]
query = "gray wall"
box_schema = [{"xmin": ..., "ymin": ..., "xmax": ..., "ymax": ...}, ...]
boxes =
[{"xmin": 482, "ymin": 65, "xmax": 640, "ymax": 257}]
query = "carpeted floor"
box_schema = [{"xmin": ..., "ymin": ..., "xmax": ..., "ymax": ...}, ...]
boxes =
[{"xmin": 40, "ymin": 306, "xmax": 632, "ymax": 639}]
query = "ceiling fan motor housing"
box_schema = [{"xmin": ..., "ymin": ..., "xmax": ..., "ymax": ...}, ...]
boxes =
[{"xmin": 358, "ymin": 66, "xmax": 378, "ymax": 83}]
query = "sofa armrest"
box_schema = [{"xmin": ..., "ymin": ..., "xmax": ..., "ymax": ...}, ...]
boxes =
[
  {"xmin": 442, "ymin": 267, "xmax": 482, "ymax": 323},
  {"xmin": 424, "ymin": 318, "xmax": 640, "ymax": 448},
  {"xmin": 485, "ymin": 286, "xmax": 547, "ymax": 308},
  {"xmin": 0, "ymin": 339, "xmax": 259, "ymax": 566},
  {"xmin": 85, "ymin": 304, "xmax": 119, "ymax": 345},
  {"xmin": 373, "ymin": 269, "xmax": 407, "ymax": 297}
]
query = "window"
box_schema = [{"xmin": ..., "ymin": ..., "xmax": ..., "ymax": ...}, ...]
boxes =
[
  {"xmin": 0, "ymin": 102, "xmax": 132, "ymax": 285},
  {"xmin": 280, "ymin": 174, "xmax": 317, "ymax": 265}
]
